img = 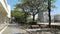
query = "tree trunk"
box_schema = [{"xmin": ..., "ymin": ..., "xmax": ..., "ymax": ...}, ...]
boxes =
[
  {"xmin": 25, "ymin": 12, "xmax": 27, "ymax": 22},
  {"xmin": 23, "ymin": 9, "xmax": 27, "ymax": 22},
  {"xmin": 33, "ymin": 12, "xmax": 35, "ymax": 22},
  {"xmin": 48, "ymin": 0, "xmax": 51, "ymax": 28}
]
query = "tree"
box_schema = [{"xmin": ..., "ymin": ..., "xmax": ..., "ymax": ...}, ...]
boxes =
[
  {"xmin": 17, "ymin": 0, "xmax": 56, "ymax": 22},
  {"xmin": 15, "ymin": 0, "xmax": 56, "ymax": 26},
  {"xmin": 16, "ymin": 0, "xmax": 46, "ymax": 22},
  {"xmin": 48, "ymin": 0, "xmax": 51, "ymax": 27},
  {"xmin": 11, "ymin": 10, "xmax": 30, "ymax": 23}
]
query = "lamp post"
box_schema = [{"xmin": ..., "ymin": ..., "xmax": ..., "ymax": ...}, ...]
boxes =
[{"xmin": 48, "ymin": 0, "xmax": 51, "ymax": 28}]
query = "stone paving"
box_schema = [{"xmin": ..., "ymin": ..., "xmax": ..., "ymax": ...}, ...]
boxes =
[
  {"xmin": 0, "ymin": 24, "xmax": 7, "ymax": 31},
  {"xmin": 2, "ymin": 25, "xmax": 26, "ymax": 34},
  {"xmin": 1, "ymin": 25, "xmax": 60, "ymax": 34},
  {"xmin": 26, "ymin": 28, "xmax": 60, "ymax": 34}
]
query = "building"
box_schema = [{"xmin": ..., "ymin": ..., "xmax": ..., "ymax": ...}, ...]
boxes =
[
  {"xmin": 0, "ymin": 0, "xmax": 11, "ymax": 24},
  {"xmin": 44, "ymin": 13, "xmax": 48, "ymax": 22},
  {"xmin": 54, "ymin": 15, "xmax": 60, "ymax": 22},
  {"xmin": 38, "ymin": 12, "xmax": 49, "ymax": 22},
  {"xmin": 43, "ymin": 14, "xmax": 60, "ymax": 22},
  {"xmin": 38, "ymin": 11, "xmax": 44, "ymax": 22}
]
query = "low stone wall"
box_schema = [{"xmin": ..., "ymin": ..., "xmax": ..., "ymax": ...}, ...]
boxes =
[{"xmin": 25, "ymin": 28, "xmax": 60, "ymax": 34}]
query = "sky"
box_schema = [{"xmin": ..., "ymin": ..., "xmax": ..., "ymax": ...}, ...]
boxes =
[
  {"xmin": 51, "ymin": 0, "xmax": 60, "ymax": 15},
  {"xmin": 7, "ymin": 0, "xmax": 19, "ymax": 10},
  {"xmin": 7, "ymin": 0, "xmax": 60, "ymax": 15}
]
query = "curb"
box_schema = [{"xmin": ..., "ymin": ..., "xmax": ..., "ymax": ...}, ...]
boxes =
[{"xmin": 0, "ymin": 25, "xmax": 8, "ymax": 34}]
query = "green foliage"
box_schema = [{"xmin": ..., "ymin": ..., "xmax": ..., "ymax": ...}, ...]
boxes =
[
  {"xmin": 11, "ymin": 10, "xmax": 24, "ymax": 17},
  {"xmin": 11, "ymin": 10, "xmax": 29, "ymax": 22},
  {"xmin": 17, "ymin": 0, "xmax": 56, "ymax": 15},
  {"xmin": 15, "ymin": 0, "xmax": 56, "ymax": 22}
]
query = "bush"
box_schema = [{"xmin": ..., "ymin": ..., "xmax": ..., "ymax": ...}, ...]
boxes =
[{"xmin": 29, "ymin": 22, "xmax": 37, "ymax": 25}]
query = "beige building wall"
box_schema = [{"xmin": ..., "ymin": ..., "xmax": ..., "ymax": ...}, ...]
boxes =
[
  {"xmin": 0, "ymin": 0, "xmax": 11, "ymax": 24},
  {"xmin": 0, "ymin": 13, "xmax": 7, "ymax": 24}
]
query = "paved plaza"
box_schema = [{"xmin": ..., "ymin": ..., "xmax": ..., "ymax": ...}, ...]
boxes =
[
  {"xmin": 2, "ymin": 25, "xmax": 26, "ymax": 34},
  {"xmin": 0, "ymin": 24, "xmax": 60, "ymax": 34}
]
